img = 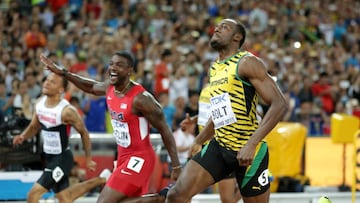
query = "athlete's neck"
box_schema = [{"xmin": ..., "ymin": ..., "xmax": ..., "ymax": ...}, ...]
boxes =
[
  {"xmin": 45, "ymin": 95, "xmax": 61, "ymax": 108},
  {"xmin": 218, "ymin": 48, "xmax": 239, "ymax": 61},
  {"xmin": 114, "ymin": 80, "xmax": 132, "ymax": 96}
]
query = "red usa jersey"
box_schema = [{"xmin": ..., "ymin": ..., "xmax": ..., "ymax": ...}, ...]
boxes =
[{"xmin": 106, "ymin": 83, "xmax": 152, "ymax": 154}]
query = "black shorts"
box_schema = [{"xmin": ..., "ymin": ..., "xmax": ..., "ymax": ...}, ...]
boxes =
[
  {"xmin": 37, "ymin": 149, "xmax": 74, "ymax": 193},
  {"xmin": 192, "ymin": 139, "xmax": 270, "ymax": 197}
]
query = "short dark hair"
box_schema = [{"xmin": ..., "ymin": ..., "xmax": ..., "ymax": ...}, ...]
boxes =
[
  {"xmin": 43, "ymin": 73, "xmax": 68, "ymax": 90},
  {"xmin": 114, "ymin": 51, "xmax": 135, "ymax": 68},
  {"xmin": 189, "ymin": 90, "xmax": 199, "ymax": 97},
  {"xmin": 235, "ymin": 21, "xmax": 246, "ymax": 48},
  {"xmin": 161, "ymin": 49, "xmax": 172, "ymax": 58},
  {"xmin": 319, "ymin": 72, "xmax": 328, "ymax": 77},
  {"xmin": 69, "ymin": 96, "xmax": 79, "ymax": 104}
]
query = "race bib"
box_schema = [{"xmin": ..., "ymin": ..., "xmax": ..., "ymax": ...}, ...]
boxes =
[
  {"xmin": 52, "ymin": 166, "xmax": 64, "ymax": 183},
  {"xmin": 112, "ymin": 120, "xmax": 131, "ymax": 147},
  {"xmin": 210, "ymin": 93, "xmax": 237, "ymax": 129},
  {"xmin": 127, "ymin": 156, "xmax": 144, "ymax": 173},
  {"xmin": 197, "ymin": 102, "xmax": 211, "ymax": 127},
  {"xmin": 258, "ymin": 169, "xmax": 270, "ymax": 186},
  {"xmin": 42, "ymin": 131, "xmax": 62, "ymax": 154}
]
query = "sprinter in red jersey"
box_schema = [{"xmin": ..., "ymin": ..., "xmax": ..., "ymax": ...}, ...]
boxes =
[{"xmin": 40, "ymin": 51, "xmax": 181, "ymax": 203}]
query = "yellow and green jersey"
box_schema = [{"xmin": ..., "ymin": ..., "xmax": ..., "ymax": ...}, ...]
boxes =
[{"xmin": 208, "ymin": 51, "xmax": 259, "ymax": 152}]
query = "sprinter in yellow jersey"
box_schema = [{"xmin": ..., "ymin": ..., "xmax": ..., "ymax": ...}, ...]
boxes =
[
  {"xmin": 182, "ymin": 83, "xmax": 242, "ymax": 203},
  {"xmin": 166, "ymin": 18, "xmax": 287, "ymax": 203}
]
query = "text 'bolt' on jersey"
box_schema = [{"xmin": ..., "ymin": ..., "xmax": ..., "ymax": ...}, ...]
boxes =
[{"xmin": 208, "ymin": 51, "xmax": 259, "ymax": 152}]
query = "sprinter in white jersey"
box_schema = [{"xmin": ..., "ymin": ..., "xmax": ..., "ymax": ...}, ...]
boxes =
[{"xmin": 13, "ymin": 73, "xmax": 101, "ymax": 203}]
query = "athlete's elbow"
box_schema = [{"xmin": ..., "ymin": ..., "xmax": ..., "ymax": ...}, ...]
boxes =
[{"xmin": 278, "ymin": 98, "xmax": 289, "ymax": 118}]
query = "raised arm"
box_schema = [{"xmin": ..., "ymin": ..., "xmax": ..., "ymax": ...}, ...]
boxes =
[
  {"xmin": 40, "ymin": 54, "xmax": 108, "ymax": 96},
  {"xmin": 62, "ymin": 105, "xmax": 96, "ymax": 171},
  {"xmin": 133, "ymin": 91, "xmax": 181, "ymax": 180}
]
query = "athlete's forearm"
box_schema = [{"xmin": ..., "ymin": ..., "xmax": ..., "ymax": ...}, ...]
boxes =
[
  {"xmin": 195, "ymin": 119, "xmax": 214, "ymax": 145},
  {"xmin": 80, "ymin": 132, "xmax": 92, "ymax": 158},
  {"xmin": 166, "ymin": 143, "xmax": 181, "ymax": 167},
  {"xmin": 248, "ymin": 98, "xmax": 288, "ymax": 146},
  {"xmin": 63, "ymin": 70, "xmax": 99, "ymax": 95},
  {"xmin": 20, "ymin": 125, "xmax": 39, "ymax": 140}
]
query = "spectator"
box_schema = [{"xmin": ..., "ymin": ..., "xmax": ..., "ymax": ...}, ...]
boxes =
[
  {"xmin": 184, "ymin": 90, "xmax": 199, "ymax": 124},
  {"xmin": 69, "ymin": 51, "xmax": 88, "ymax": 74},
  {"xmin": 248, "ymin": 2, "xmax": 268, "ymax": 34},
  {"xmin": 158, "ymin": 92, "xmax": 176, "ymax": 131},
  {"xmin": 83, "ymin": 94, "xmax": 107, "ymax": 133},
  {"xmin": 13, "ymin": 81, "xmax": 32, "ymax": 120},
  {"xmin": 183, "ymin": 51, "xmax": 203, "ymax": 92},
  {"xmin": 24, "ymin": 21, "xmax": 47, "ymax": 50},
  {"xmin": 0, "ymin": 80, "xmax": 13, "ymax": 118},
  {"xmin": 348, "ymin": 73, "xmax": 360, "ymax": 103},
  {"xmin": 170, "ymin": 125, "xmax": 195, "ymax": 167},
  {"xmin": 5, "ymin": 60, "xmax": 21, "ymax": 95},
  {"xmin": 24, "ymin": 70, "xmax": 41, "ymax": 100},
  {"xmin": 297, "ymin": 76, "xmax": 314, "ymax": 128},
  {"xmin": 172, "ymin": 96, "xmax": 186, "ymax": 131},
  {"xmin": 169, "ymin": 63, "xmax": 188, "ymax": 105},
  {"xmin": 311, "ymin": 72, "xmax": 336, "ymax": 115},
  {"xmin": 154, "ymin": 49, "xmax": 172, "ymax": 98},
  {"xmin": 69, "ymin": 96, "xmax": 85, "ymax": 119}
]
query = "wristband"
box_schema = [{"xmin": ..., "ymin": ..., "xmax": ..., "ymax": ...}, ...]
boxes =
[
  {"xmin": 172, "ymin": 165, "xmax": 182, "ymax": 169},
  {"xmin": 62, "ymin": 68, "xmax": 68, "ymax": 76}
]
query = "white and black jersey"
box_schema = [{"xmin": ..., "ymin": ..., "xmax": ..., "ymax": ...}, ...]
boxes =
[{"xmin": 36, "ymin": 96, "xmax": 70, "ymax": 156}]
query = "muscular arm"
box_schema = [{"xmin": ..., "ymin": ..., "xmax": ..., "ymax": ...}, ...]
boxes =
[
  {"xmin": 63, "ymin": 71, "xmax": 109, "ymax": 96},
  {"xmin": 239, "ymin": 55, "xmax": 288, "ymax": 147},
  {"xmin": 62, "ymin": 105, "xmax": 92, "ymax": 158},
  {"xmin": 133, "ymin": 92, "xmax": 180, "ymax": 168},
  {"xmin": 63, "ymin": 105, "xmax": 96, "ymax": 171},
  {"xmin": 40, "ymin": 54, "xmax": 108, "ymax": 96}
]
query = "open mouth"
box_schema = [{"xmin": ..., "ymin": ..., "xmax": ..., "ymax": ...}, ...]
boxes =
[{"xmin": 110, "ymin": 72, "xmax": 118, "ymax": 80}]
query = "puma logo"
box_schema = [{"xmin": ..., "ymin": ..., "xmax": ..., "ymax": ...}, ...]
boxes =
[{"xmin": 252, "ymin": 186, "xmax": 261, "ymax": 191}]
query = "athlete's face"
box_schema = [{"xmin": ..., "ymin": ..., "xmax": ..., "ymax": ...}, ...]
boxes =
[
  {"xmin": 108, "ymin": 55, "xmax": 132, "ymax": 85},
  {"xmin": 210, "ymin": 19, "xmax": 239, "ymax": 50},
  {"xmin": 42, "ymin": 73, "xmax": 64, "ymax": 96}
]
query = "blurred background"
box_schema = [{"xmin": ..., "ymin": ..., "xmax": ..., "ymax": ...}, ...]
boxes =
[{"xmin": 0, "ymin": 0, "xmax": 360, "ymax": 202}]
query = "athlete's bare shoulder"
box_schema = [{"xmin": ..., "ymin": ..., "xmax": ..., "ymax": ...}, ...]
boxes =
[
  {"xmin": 62, "ymin": 103, "xmax": 81, "ymax": 124},
  {"xmin": 133, "ymin": 90, "xmax": 161, "ymax": 116},
  {"xmin": 133, "ymin": 91, "xmax": 157, "ymax": 108},
  {"xmin": 238, "ymin": 54, "xmax": 267, "ymax": 79}
]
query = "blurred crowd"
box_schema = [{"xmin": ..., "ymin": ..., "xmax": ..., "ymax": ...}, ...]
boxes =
[{"xmin": 0, "ymin": 0, "xmax": 359, "ymax": 136}]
